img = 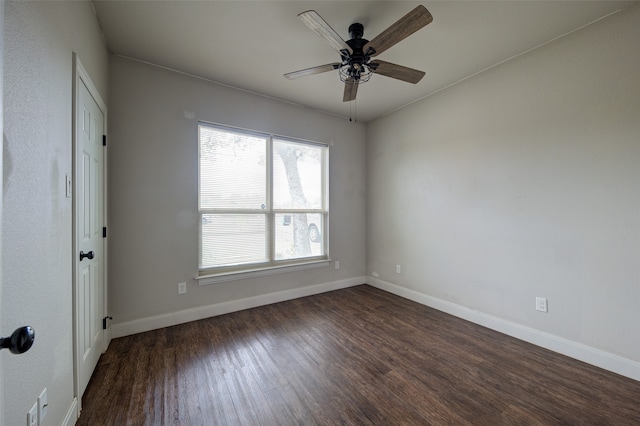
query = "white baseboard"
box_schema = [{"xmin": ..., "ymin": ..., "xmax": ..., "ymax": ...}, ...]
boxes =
[
  {"xmin": 62, "ymin": 397, "xmax": 78, "ymax": 426},
  {"xmin": 111, "ymin": 276, "xmax": 365, "ymax": 338},
  {"xmin": 366, "ymin": 276, "xmax": 640, "ymax": 382}
]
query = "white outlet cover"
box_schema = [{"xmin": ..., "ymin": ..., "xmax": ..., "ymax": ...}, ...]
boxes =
[
  {"xmin": 536, "ymin": 297, "xmax": 548, "ymax": 312},
  {"xmin": 178, "ymin": 282, "xmax": 187, "ymax": 294}
]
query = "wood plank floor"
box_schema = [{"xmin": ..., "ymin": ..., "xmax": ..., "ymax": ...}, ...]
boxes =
[{"xmin": 78, "ymin": 285, "xmax": 640, "ymax": 425}]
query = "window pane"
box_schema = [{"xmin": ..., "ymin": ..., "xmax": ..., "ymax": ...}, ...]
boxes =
[
  {"xmin": 198, "ymin": 123, "xmax": 328, "ymax": 272},
  {"xmin": 200, "ymin": 214, "xmax": 267, "ymax": 268},
  {"xmin": 200, "ymin": 125, "xmax": 266, "ymax": 209},
  {"xmin": 273, "ymin": 139, "xmax": 323, "ymax": 210},
  {"xmin": 275, "ymin": 213, "xmax": 323, "ymax": 260}
]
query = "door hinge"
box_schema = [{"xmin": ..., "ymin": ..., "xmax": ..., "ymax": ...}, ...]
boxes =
[
  {"xmin": 103, "ymin": 227, "xmax": 107, "ymax": 238},
  {"xmin": 102, "ymin": 135, "xmax": 107, "ymax": 146},
  {"xmin": 102, "ymin": 316, "xmax": 113, "ymax": 330}
]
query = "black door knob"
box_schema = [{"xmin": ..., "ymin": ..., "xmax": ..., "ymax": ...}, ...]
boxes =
[
  {"xmin": 0, "ymin": 326, "xmax": 35, "ymax": 354},
  {"xmin": 80, "ymin": 250, "xmax": 95, "ymax": 261}
]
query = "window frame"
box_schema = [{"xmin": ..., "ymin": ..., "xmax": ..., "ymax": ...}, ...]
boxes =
[{"xmin": 197, "ymin": 122, "xmax": 330, "ymax": 282}]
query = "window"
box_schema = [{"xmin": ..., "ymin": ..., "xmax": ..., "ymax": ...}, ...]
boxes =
[{"xmin": 198, "ymin": 123, "xmax": 328, "ymax": 276}]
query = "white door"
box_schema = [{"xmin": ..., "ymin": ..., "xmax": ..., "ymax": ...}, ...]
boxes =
[
  {"xmin": 0, "ymin": 4, "xmax": 4, "ymax": 424},
  {"xmin": 74, "ymin": 65, "xmax": 106, "ymax": 400}
]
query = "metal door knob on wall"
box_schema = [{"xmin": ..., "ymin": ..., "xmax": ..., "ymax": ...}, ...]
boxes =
[{"xmin": 0, "ymin": 326, "xmax": 35, "ymax": 354}]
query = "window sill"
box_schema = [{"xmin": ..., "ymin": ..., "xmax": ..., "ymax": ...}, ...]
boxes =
[{"xmin": 196, "ymin": 259, "xmax": 331, "ymax": 285}]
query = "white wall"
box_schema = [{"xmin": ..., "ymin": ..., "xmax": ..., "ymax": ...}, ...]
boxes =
[
  {"xmin": 2, "ymin": 2, "xmax": 108, "ymax": 425},
  {"xmin": 366, "ymin": 3, "xmax": 640, "ymax": 376},
  {"xmin": 107, "ymin": 57, "xmax": 366, "ymax": 332}
]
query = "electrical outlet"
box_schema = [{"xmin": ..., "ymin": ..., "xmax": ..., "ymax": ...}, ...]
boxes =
[
  {"xmin": 28, "ymin": 402, "xmax": 38, "ymax": 426},
  {"xmin": 178, "ymin": 282, "xmax": 187, "ymax": 294},
  {"xmin": 371, "ymin": 271, "xmax": 379, "ymax": 278},
  {"xmin": 334, "ymin": 261, "xmax": 340, "ymax": 270},
  {"xmin": 536, "ymin": 297, "xmax": 548, "ymax": 313},
  {"xmin": 395, "ymin": 264, "xmax": 401, "ymax": 274},
  {"xmin": 38, "ymin": 388, "xmax": 48, "ymax": 422}
]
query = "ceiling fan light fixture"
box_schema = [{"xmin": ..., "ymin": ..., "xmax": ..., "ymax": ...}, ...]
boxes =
[{"xmin": 338, "ymin": 63, "xmax": 373, "ymax": 84}]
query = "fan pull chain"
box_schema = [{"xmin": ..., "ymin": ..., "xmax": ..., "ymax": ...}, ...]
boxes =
[{"xmin": 349, "ymin": 99, "xmax": 357, "ymax": 123}]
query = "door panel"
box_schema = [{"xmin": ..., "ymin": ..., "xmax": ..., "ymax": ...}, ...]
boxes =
[{"xmin": 76, "ymin": 77, "xmax": 105, "ymax": 397}]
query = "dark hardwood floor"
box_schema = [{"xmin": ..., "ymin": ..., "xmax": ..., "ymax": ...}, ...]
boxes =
[{"xmin": 78, "ymin": 285, "xmax": 640, "ymax": 425}]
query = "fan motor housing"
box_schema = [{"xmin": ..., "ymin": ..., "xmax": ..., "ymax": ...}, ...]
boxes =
[
  {"xmin": 343, "ymin": 23, "xmax": 372, "ymax": 80},
  {"xmin": 346, "ymin": 23, "xmax": 371, "ymax": 58}
]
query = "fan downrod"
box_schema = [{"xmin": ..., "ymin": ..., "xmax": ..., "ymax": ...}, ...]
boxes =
[{"xmin": 348, "ymin": 23, "xmax": 364, "ymax": 40}]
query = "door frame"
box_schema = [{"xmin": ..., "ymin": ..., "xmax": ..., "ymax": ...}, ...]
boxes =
[
  {"xmin": 72, "ymin": 54, "xmax": 109, "ymax": 414},
  {"xmin": 0, "ymin": 2, "xmax": 5, "ymax": 425}
]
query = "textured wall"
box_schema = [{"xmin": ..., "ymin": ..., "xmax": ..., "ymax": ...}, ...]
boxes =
[
  {"xmin": 2, "ymin": 2, "xmax": 108, "ymax": 424},
  {"xmin": 367, "ymin": 4, "xmax": 640, "ymax": 363},
  {"xmin": 107, "ymin": 56, "xmax": 366, "ymax": 324}
]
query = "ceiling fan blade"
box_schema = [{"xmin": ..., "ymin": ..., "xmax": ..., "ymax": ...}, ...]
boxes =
[
  {"xmin": 343, "ymin": 79, "xmax": 358, "ymax": 102},
  {"xmin": 284, "ymin": 63, "xmax": 341, "ymax": 80},
  {"xmin": 371, "ymin": 60, "xmax": 425, "ymax": 84},
  {"xmin": 299, "ymin": 10, "xmax": 353, "ymax": 54},
  {"xmin": 364, "ymin": 5, "xmax": 433, "ymax": 57}
]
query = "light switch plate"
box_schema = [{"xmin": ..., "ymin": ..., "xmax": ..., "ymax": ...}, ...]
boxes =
[
  {"xmin": 38, "ymin": 388, "xmax": 48, "ymax": 421},
  {"xmin": 28, "ymin": 402, "xmax": 38, "ymax": 426},
  {"xmin": 66, "ymin": 174, "xmax": 72, "ymax": 198}
]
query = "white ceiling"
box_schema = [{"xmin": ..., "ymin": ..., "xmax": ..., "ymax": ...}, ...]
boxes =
[{"xmin": 92, "ymin": 1, "xmax": 635, "ymax": 122}]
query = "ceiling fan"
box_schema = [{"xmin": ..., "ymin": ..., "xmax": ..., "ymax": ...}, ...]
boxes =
[{"xmin": 284, "ymin": 5, "xmax": 433, "ymax": 102}]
